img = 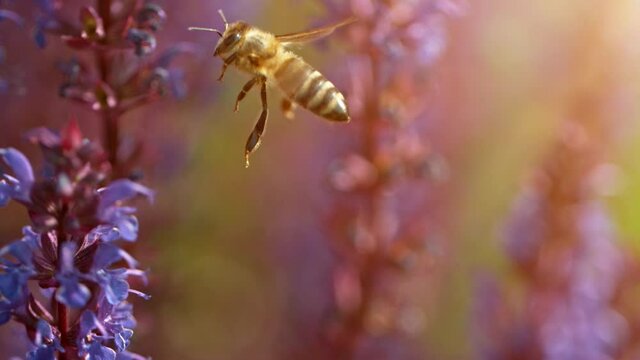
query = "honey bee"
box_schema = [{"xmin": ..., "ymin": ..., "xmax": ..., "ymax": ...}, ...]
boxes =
[{"xmin": 189, "ymin": 10, "xmax": 355, "ymax": 167}]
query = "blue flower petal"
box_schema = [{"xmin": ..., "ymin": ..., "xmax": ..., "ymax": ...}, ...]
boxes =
[
  {"xmin": 106, "ymin": 276, "xmax": 129, "ymax": 305},
  {"xmin": 0, "ymin": 267, "xmax": 30, "ymax": 302},
  {"xmin": 98, "ymin": 180, "xmax": 154, "ymax": 212},
  {"xmin": 4, "ymin": 240, "xmax": 34, "ymax": 265},
  {"xmin": 34, "ymin": 0, "xmax": 57, "ymax": 13},
  {"xmin": 109, "ymin": 301, "xmax": 137, "ymax": 329},
  {"xmin": 87, "ymin": 342, "xmax": 116, "ymax": 360},
  {"xmin": 36, "ymin": 319, "xmax": 53, "ymax": 341},
  {"xmin": 115, "ymin": 351, "xmax": 148, "ymax": 360},
  {"xmin": 87, "ymin": 225, "xmax": 121, "ymax": 244},
  {"xmin": 34, "ymin": 28, "xmax": 47, "ymax": 49},
  {"xmin": 169, "ymin": 69, "xmax": 188, "ymax": 100},
  {"xmin": 96, "ymin": 269, "xmax": 130, "ymax": 305},
  {"xmin": 59, "ymin": 241, "xmax": 77, "ymax": 273},
  {"xmin": 0, "ymin": 301, "xmax": 12, "ymax": 325},
  {"xmin": 22, "ymin": 226, "xmax": 40, "ymax": 243},
  {"xmin": 27, "ymin": 346, "xmax": 56, "ymax": 360},
  {"xmin": 94, "ymin": 243, "xmax": 123, "ymax": 270},
  {"xmin": 55, "ymin": 274, "xmax": 91, "ymax": 308},
  {"xmin": 0, "ymin": 9, "xmax": 24, "ymax": 26},
  {"xmin": 0, "ymin": 310, "xmax": 10, "ymax": 325},
  {"xmin": 0, "ymin": 148, "xmax": 34, "ymax": 185},
  {"xmin": 79, "ymin": 311, "xmax": 99, "ymax": 338},
  {"xmin": 0, "ymin": 181, "xmax": 11, "ymax": 206},
  {"xmin": 155, "ymin": 43, "xmax": 199, "ymax": 68},
  {"xmin": 56, "ymin": 243, "xmax": 91, "ymax": 308},
  {"xmin": 114, "ymin": 328, "xmax": 134, "ymax": 352},
  {"xmin": 0, "ymin": 226, "xmax": 39, "ymax": 265},
  {"xmin": 115, "ymin": 214, "xmax": 139, "ymax": 242}
]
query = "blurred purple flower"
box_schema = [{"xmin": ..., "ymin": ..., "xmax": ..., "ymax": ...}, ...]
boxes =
[
  {"xmin": 24, "ymin": 0, "xmax": 195, "ymax": 178},
  {"xmin": 311, "ymin": 0, "xmax": 461, "ymax": 358},
  {"xmin": 474, "ymin": 123, "xmax": 637, "ymax": 359}
]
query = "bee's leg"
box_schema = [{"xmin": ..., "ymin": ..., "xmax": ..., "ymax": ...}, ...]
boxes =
[
  {"xmin": 235, "ymin": 77, "xmax": 259, "ymax": 112},
  {"xmin": 281, "ymin": 98, "xmax": 297, "ymax": 120},
  {"xmin": 244, "ymin": 76, "xmax": 268, "ymax": 167},
  {"xmin": 218, "ymin": 53, "xmax": 237, "ymax": 81}
]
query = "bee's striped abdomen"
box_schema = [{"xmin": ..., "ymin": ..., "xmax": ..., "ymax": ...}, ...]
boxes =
[{"xmin": 273, "ymin": 54, "xmax": 350, "ymax": 122}]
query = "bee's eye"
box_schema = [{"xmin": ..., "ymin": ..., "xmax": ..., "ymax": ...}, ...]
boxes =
[{"xmin": 223, "ymin": 32, "xmax": 241, "ymax": 47}]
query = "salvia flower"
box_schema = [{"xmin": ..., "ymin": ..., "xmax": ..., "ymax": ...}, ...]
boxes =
[
  {"xmin": 314, "ymin": 0, "xmax": 461, "ymax": 358},
  {"xmin": 27, "ymin": 0, "xmax": 197, "ymax": 176},
  {"xmin": 473, "ymin": 122, "xmax": 638, "ymax": 359},
  {"xmin": 0, "ymin": 121, "xmax": 151, "ymax": 358},
  {"xmin": 30, "ymin": 1, "xmax": 192, "ymax": 108}
]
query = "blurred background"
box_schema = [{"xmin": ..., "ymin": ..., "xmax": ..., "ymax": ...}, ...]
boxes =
[{"xmin": 1, "ymin": 0, "xmax": 640, "ymax": 359}]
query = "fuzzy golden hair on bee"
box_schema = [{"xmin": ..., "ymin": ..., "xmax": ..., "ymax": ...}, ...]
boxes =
[{"xmin": 189, "ymin": 10, "xmax": 356, "ymax": 167}]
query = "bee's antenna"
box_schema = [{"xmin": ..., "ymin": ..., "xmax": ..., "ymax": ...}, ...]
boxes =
[
  {"xmin": 188, "ymin": 27, "xmax": 223, "ymax": 37},
  {"xmin": 218, "ymin": 9, "xmax": 228, "ymax": 29}
]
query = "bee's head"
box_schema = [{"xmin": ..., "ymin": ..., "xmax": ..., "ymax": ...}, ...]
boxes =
[
  {"xmin": 214, "ymin": 21, "xmax": 249, "ymax": 57},
  {"xmin": 188, "ymin": 10, "xmax": 248, "ymax": 57}
]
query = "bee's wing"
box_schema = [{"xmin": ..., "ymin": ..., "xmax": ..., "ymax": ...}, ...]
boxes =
[{"xmin": 276, "ymin": 17, "xmax": 357, "ymax": 44}]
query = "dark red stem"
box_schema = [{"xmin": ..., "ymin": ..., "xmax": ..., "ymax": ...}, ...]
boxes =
[
  {"xmin": 96, "ymin": 0, "xmax": 121, "ymax": 177},
  {"xmin": 333, "ymin": 33, "xmax": 385, "ymax": 360},
  {"xmin": 56, "ymin": 205, "xmax": 69, "ymax": 360},
  {"xmin": 56, "ymin": 301, "xmax": 68, "ymax": 360}
]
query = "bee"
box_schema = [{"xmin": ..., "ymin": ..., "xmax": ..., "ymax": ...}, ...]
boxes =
[{"xmin": 189, "ymin": 10, "xmax": 355, "ymax": 167}]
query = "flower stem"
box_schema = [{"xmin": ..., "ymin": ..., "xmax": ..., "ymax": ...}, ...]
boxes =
[
  {"xmin": 96, "ymin": 0, "xmax": 121, "ymax": 177},
  {"xmin": 97, "ymin": 0, "xmax": 111, "ymax": 30},
  {"xmin": 334, "ymin": 34, "xmax": 384, "ymax": 360},
  {"xmin": 57, "ymin": 301, "xmax": 68, "ymax": 360},
  {"xmin": 102, "ymin": 111, "xmax": 121, "ymax": 176},
  {"xmin": 56, "ymin": 205, "xmax": 69, "ymax": 360}
]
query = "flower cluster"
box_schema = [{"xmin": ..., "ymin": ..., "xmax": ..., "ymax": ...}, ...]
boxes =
[
  {"xmin": 472, "ymin": 122, "xmax": 640, "ymax": 359},
  {"xmin": 32, "ymin": 0, "xmax": 195, "ymax": 176},
  {"xmin": 317, "ymin": 0, "xmax": 460, "ymax": 358},
  {"xmin": 0, "ymin": 121, "xmax": 152, "ymax": 359}
]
